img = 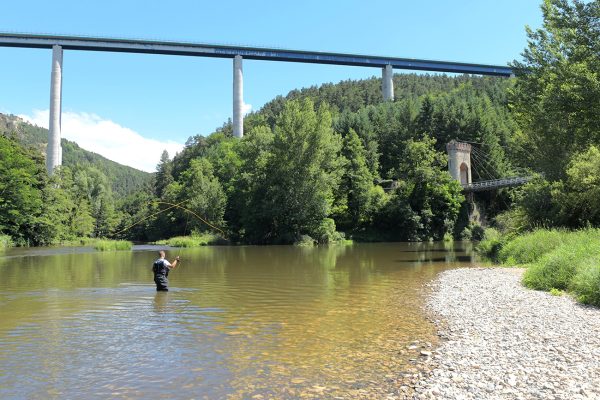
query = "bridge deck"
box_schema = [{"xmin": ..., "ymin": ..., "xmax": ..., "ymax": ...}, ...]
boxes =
[
  {"xmin": 0, "ymin": 33, "xmax": 513, "ymax": 76},
  {"xmin": 463, "ymin": 176, "xmax": 533, "ymax": 192}
]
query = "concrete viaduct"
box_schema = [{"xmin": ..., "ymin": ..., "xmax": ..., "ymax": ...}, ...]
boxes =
[{"xmin": 0, "ymin": 33, "xmax": 513, "ymax": 174}]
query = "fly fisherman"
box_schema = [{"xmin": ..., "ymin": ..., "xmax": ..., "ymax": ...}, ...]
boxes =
[{"xmin": 152, "ymin": 250, "xmax": 180, "ymax": 291}]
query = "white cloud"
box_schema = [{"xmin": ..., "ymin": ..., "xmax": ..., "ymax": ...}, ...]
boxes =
[
  {"xmin": 19, "ymin": 110, "xmax": 184, "ymax": 173},
  {"xmin": 243, "ymin": 102, "xmax": 252, "ymax": 115}
]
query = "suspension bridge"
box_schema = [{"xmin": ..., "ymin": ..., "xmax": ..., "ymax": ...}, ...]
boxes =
[{"xmin": 447, "ymin": 140, "xmax": 533, "ymax": 192}]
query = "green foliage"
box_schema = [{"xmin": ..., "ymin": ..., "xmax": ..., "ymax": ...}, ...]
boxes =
[
  {"xmin": 375, "ymin": 137, "xmax": 464, "ymax": 241},
  {"xmin": 460, "ymin": 222, "xmax": 485, "ymax": 241},
  {"xmin": 494, "ymin": 228, "xmax": 600, "ymax": 307},
  {"xmin": 498, "ymin": 229, "xmax": 567, "ymax": 265},
  {"xmin": 512, "ymin": 146, "xmax": 600, "ymax": 230},
  {"xmin": 93, "ymin": 239, "xmax": 133, "ymax": 251},
  {"xmin": 510, "ymin": 0, "xmax": 600, "ymax": 180},
  {"xmin": 570, "ymin": 258, "xmax": 600, "ymax": 306},
  {"xmin": 476, "ymin": 227, "xmax": 505, "ymax": 259},
  {"xmin": 294, "ymin": 235, "xmax": 316, "ymax": 247},
  {"xmin": 154, "ymin": 232, "xmax": 220, "ymax": 247},
  {"xmin": 238, "ymin": 99, "xmax": 344, "ymax": 243},
  {"xmin": 314, "ymin": 218, "xmax": 345, "ymax": 244},
  {"xmin": 549, "ymin": 288, "xmax": 564, "ymax": 296},
  {"xmin": 178, "ymin": 158, "xmax": 227, "ymax": 233},
  {"xmin": 0, "ymin": 135, "xmax": 46, "ymax": 245},
  {"xmin": 0, "ymin": 234, "xmax": 13, "ymax": 248},
  {"xmin": 523, "ymin": 231, "xmax": 600, "ymax": 292},
  {"xmin": 559, "ymin": 145, "xmax": 600, "ymax": 226},
  {"xmin": 154, "ymin": 150, "xmax": 174, "ymax": 198},
  {"xmin": 336, "ymin": 129, "xmax": 377, "ymax": 228},
  {"xmin": 2, "ymin": 71, "xmax": 521, "ymax": 246}
]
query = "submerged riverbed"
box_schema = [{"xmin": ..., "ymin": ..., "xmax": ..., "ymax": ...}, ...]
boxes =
[{"xmin": 0, "ymin": 242, "xmax": 480, "ymax": 398}]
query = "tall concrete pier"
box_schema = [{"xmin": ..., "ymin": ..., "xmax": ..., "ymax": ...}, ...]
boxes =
[
  {"xmin": 47, "ymin": 45, "xmax": 63, "ymax": 174},
  {"xmin": 233, "ymin": 55, "xmax": 243, "ymax": 138},
  {"xmin": 382, "ymin": 64, "xmax": 394, "ymax": 101}
]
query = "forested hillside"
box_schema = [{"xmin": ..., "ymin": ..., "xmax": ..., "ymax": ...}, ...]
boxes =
[
  {"xmin": 150, "ymin": 73, "xmax": 520, "ymax": 244},
  {"xmin": 0, "ymin": 113, "xmax": 152, "ymax": 197}
]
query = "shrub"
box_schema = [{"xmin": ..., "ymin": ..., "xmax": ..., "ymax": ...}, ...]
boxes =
[
  {"xmin": 471, "ymin": 224, "xmax": 485, "ymax": 241},
  {"xmin": 476, "ymin": 228, "xmax": 504, "ymax": 259},
  {"xmin": 498, "ymin": 229, "xmax": 566, "ymax": 265},
  {"xmin": 0, "ymin": 234, "xmax": 13, "ymax": 248},
  {"xmin": 313, "ymin": 218, "xmax": 344, "ymax": 244},
  {"xmin": 294, "ymin": 235, "xmax": 315, "ymax": 246},
  {"xmin": 570, "ymin": 257, "xmax": 600, "ymax": 306}
]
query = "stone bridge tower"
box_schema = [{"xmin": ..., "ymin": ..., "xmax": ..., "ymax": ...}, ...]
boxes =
[{"xmin": 446, "ymin": 140, "xmax": 472, "ymax": 186}]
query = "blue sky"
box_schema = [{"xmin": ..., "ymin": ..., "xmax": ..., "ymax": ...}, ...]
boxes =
[{"xmin": 0, "ymin": 0, "xmax": 543, "ymax": 171}]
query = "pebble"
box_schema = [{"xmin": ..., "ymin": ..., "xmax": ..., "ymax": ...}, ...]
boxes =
[{"xmin": 417, "ymin": 268, "xmax": 600, "ymax": 400}]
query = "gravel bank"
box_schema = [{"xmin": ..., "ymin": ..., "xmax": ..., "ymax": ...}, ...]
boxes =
[{"xmin": 414, "ymin": 268, "xmax": 600, "ymax": 400}]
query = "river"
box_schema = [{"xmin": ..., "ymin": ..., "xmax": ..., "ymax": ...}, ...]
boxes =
[{"xmin": 0, "ymin": 242, "xmax": 481, "ymax": 398}]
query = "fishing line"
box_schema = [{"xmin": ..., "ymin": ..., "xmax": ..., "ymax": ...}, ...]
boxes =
[
  {"xmin": 155, "ymin": 201, "xmax": 226, "ymax": 238},
  {"xmin": 178, "ymin": 211, "xmax": 191, "ymax": 259},
  {"xmin": 113, "ymin": 200, "xmax": 186, "ymax": 236}
]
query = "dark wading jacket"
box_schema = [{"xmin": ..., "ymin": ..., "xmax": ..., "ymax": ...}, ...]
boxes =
[{"xmin": 152, "ymin": 258, "xmax": 172, "ymax": 277}]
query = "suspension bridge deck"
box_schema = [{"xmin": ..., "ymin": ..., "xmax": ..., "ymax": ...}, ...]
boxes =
[{"xmin": 462, "ymin": 176, "xmax": 533, "ymax": 192}]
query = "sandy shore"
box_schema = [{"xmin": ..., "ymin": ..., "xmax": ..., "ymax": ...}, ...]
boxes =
[{"xmin": 411, "ymin": 267, "xmax": 600, "ymax": 400}]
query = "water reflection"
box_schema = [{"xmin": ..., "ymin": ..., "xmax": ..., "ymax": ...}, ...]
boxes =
[{"xmin": 0, "ymin": 242, "xmax": 481, "ymax": 398}]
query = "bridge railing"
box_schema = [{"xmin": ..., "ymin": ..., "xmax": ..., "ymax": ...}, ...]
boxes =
[{"xmin": 463, "ymin": 176, "xmax": 534, "ymax": 192}]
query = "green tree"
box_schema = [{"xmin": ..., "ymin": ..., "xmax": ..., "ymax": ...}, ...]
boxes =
[
  {"xmin": 376, "ymin": 137, "xmax": 464, "ymax": 240},
  {"xmin": 71, "ymin": 198, "xmax": 95, "ymax": 237},
  {"xmin": 0, "ymin": 135, "xmax": 46, "ymax": 244},
  {"xmin": 510, "ymin": 0, "xmax": 600, "ymax": 180},
  {"xmin": 72, "ymin": 166, "xmax": 118, "ymax": 237},
  {"xmin": 242, "ymin": 99, "xmax": 344, "ymax": 243},
  {"xmin": 154, "ymin": 150, "xmax": 174, "ymax": 198},
  {"xmin": 559, "ymin": 145, "xmax": 600, "ymax": 226},
  {"xmin": 178, "ymin": 158, "xmax": 227, "ymax": 233},
  {"xmin": 337, "ymin": 129, "xmax": 376, "ymax": 228}
]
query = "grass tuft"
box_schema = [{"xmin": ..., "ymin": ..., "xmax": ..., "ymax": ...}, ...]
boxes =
[
  {"xmin": 497, "ymin": 228, "xmax": 600, "ymax": 307},
  {"xmin": 93, "ymin": 239, "xmax": 133, "ymax": 251},
  {"xmin": 498, "ymin": 229, "xmax": 567, "ymax": 265},
  {"xmin": 154, "ymin": 233, "xmax": 221, "ymax": 247}
]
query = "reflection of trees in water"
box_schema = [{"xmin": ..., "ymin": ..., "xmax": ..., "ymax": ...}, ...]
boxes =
[{"xmin": 0, "ymin": 243, "xmax": 480, "ymax": 398}]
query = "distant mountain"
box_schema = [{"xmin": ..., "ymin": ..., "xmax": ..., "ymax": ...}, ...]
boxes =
[{"xmin": 0, "ymin": 113, "xmax": 152, "ymax": 197}]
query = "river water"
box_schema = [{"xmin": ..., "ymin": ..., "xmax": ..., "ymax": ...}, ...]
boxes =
[{"xmin": 0, "ymin": 242, "xmax": 480, "ymax": 398}]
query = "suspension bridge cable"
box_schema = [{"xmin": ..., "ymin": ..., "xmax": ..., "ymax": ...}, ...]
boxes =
[{"xmin": 469, "ymin": 150, "xmax": 497, "ymax": 181}]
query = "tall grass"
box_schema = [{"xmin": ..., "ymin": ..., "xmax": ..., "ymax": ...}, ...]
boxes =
[
  {"xmin": 93, "ymin": 239, "xmax": 133, "ymax": 251},
  {"xmin": 498, "ymin": 228, "xmax": 600, "ymax": 307},
  {"xmin": 154, "ymin": 233, "xmax": 221, "ymax": 247},
  {"xmin": 0, "ymin": 234, "xmax": 13, "ymax": 248},
  {"xmin": 498, "ymin": 229, "xmax": 567, "ymax": 265}
]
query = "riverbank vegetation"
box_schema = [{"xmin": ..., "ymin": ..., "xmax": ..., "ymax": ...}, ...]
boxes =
[
  {"xmin": 154, "ymin": 232, "xmax": 221, "ymax": 247},
  {"xmin": 0, "ymin": 234, "xmax": 13, "ymax": 248},
  {"xmin": 479, "ymin": 229, "xmax": 600, "ymax": 307},
  {"xmin": 92, "ymin": 239, "xmax": 133, "ymax": 251},
  {"xmin": 474, "ymin": 1, "xmax": 600, "ymax": 307}
]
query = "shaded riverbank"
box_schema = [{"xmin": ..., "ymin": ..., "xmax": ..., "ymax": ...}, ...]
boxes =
[{"xmin": 413, "ymin": 268, "xmax": 600, "ymax": 399}]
